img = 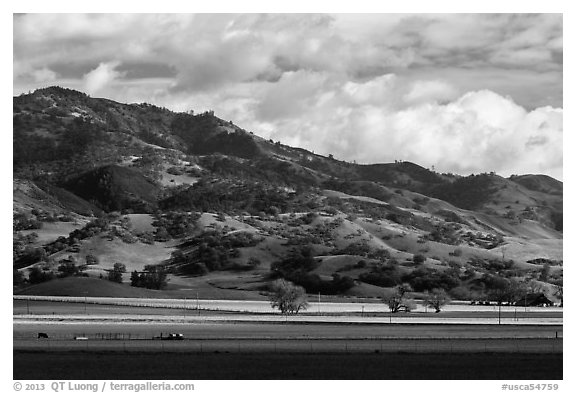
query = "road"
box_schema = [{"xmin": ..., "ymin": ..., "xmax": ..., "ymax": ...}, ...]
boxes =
[{"xmin": 13, "ymin": 295, "xmax": 563, "ymax": 313}]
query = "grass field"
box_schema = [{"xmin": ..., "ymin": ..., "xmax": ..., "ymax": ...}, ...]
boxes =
[{"xmin": 13, "ymin": 351, "xmax": 563, "ymax": 379}]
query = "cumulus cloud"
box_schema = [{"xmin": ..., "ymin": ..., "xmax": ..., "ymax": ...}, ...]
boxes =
[{"xmin": 83, "ymin": 61, "xmax": 124, "ymax": 95}]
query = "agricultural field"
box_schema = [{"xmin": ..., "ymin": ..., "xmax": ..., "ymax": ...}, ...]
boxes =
[{"xmin": 13, "ymin": 302, "xmax": 563, "ymax": 379}]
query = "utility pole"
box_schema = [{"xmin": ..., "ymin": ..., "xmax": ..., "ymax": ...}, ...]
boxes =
[{"xmin": 196, "ymin": 292, "xmax": 200, "ymax": 316}]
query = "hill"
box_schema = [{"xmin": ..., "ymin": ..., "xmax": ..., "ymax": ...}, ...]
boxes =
[
  {"xmin": 510, "ymin": 174, "xmax": 563, "ymax": 196},
  {"xmin": 13, "ymin": 87, "xmax": 563, "ymax": 303}
]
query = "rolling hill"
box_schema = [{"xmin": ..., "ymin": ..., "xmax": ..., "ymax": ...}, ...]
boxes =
[{"xmin": 13, "ymin": 87, "xmax": 563, "ymax": 302}]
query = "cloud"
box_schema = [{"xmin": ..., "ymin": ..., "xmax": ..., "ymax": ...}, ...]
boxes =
[
  {"xmin": 83, "ymin": 61, "xmax": 124, "ymax": 95},
  {"xmin": 403, "ymin": 80, "xmax": 459, "ymax": 105},
  {"xmin": 228, "ymin": 80, "xmax": 563, "ymax": 179},
  {"xmin": 14, "ymin": 14, "xmax": 562, "ymax": 97},
  {"xmin": 31, "ymin": 67, "xmax": 58, "ymax": 83}
]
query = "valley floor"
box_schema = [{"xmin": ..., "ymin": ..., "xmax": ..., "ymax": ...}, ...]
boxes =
[{"xmin": 13, "ymin": 297, "xmax": 562, "ymax": 380}]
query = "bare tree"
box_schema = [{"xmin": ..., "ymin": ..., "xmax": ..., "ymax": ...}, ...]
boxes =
[
  {"xmin": 424, "ymin": 289, "xmax": 451, "ymax": 313},
  {"xmin": 268, "ymin": 279, "xmax": 308, "ymax": 314},
  {"xmin": 382, "ymin": 284, "xmax": 415, "ymax": 313}
]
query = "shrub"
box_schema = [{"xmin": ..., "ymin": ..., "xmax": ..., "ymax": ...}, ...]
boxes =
[
  {"xmin": 413, "ymin": 254, "xmax": 427, "ymax": 265},
  {"xmin": 28, "ymin": 266, "xmax": 55, "ymax": 284},
  {"xmin": 85, "ymin": 254, "xmax": 99, "ymax": 265},
  {"xmin": 57, "ymin": 258, "xmax": 80, "ymax": 278},
  {"xmin": 355, "ymin": 260, "xmax": 367, "ymax": 268},
  {"xmin": 107, "ymin": 263, "xmax": 126, "ymax": 283},
  {"xmin": 450, "ymin": 248, "xmax": 463, "ymax": 257}
]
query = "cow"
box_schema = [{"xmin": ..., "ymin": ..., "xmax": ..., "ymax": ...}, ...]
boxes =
[{"xmin": 37, "ymin": 333, "xmax": 49, "ymax": 339}]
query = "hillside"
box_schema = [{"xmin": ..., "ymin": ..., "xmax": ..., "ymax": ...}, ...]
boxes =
[
  {"xmin": 64, "ymin": 165, "xmax": 161, "ymax": 213},
  {"xmin": 13, "ymin": 87, "xmax": 563, "ymax": 303}
]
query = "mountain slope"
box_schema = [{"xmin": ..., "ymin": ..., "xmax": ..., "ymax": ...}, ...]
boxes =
[
  {"xmin": 64, "ymin": 165, "xmax": 161, "ymax": 213},
  {"xmin": 13, "ymin": 87, "xmax": 563, "ymax": 301}
]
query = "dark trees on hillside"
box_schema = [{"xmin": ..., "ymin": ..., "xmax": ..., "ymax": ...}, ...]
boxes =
[
  {"xmin": 359, "ymin": 263, "xmax": 402, "ymax": 288},
  {"xmin": 13, "ymin": 115, "xmax": 107, "ymax": 168},
  {"xmin": 13, "ymin": 213, "xmax": 43, "ymax": 231},
  {"xmin": 271, "ymin": 246, "xmax": 319, "ymax": 277},
  {"xmin": 160, "ymin": 179, "xmax": 296, "ymax": 215},
  {"xmin": 28, "ymin": 266, "xmax": 55, "ymax": 285},
  {"xmin": 170, "ymin": 112, "xmax": 260, "ymax": 158},
  {"xmin": 14, "ymin": 247, "xmax": 47, "ymax": 270},
  {"xmin": 65, "ymin": 165, "xmax": 159, "ymax": 213},
  {"xmin": 130, "ymin": 265, "xmax": 168, "ymax": 290},
  {"xmin": 270, "ymin": 247, "xmax": 355, "ymax": 295},
  {"xmin": 107, "ymin": 263, "xmax": 126, "ymax": 283},
  {"xmin": 13, "ymin": 269, "xmax": 25, "ymax": 286},
  {"xmin": 402, "ymin": 267, "xmax": 460, "ymax": 292},
  {"xmin": 57, "ymin": 257, "xmax": 80, "ymax": 278},
  {"xmin": 170, "ymin": 230, "xmax": 260, "ymax": 275},
  {"xmin": 427, "ymin": 174, "xmax": 498, "ymax": 210}
]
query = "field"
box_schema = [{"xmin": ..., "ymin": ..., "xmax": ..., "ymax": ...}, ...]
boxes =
[
  {"xmin": 13, "ymin": 352, "xmax": 563, "ymax": 380},
  {"xmin": 13, "ymin": 297, "xmax": 562, "ymax": 380}
]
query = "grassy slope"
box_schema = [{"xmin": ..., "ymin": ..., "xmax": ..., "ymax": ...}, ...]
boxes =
[
  {"xmin": 125, "ymin": 214, "xmax": 155, "ymax": 233},
  {"xmin": 14, "ymin": 276, "xmax": 172, "ymax": 298},
  {"xmin": 77, "ymin": 237, "xmax": 177, "ymax": 274},
  {"xmin": 20, "ymin": 222, "xmax": 85, "ymax": 246}
]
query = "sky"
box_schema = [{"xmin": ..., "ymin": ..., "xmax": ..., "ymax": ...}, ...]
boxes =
[{"xmin": 13, "ymin": 13, "xmax": 563, "ymax": 179}]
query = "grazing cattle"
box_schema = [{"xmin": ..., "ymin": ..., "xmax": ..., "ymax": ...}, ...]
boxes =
[{"xmin": 37, "ymin": 333, "xmax": 48, "ymax": 339}]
